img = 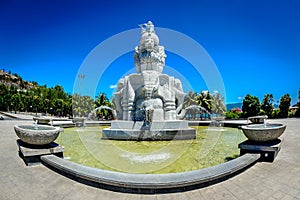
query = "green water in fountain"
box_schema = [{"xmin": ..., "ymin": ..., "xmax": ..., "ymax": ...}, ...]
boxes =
[{"xmin": 55, "ymin": 126, "xmax": 246, "ymax": 174}]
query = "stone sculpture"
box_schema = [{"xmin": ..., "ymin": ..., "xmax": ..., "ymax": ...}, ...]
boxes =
[
  {"xmin": 103, "ymin": 21, "xmax": 195, "ymax": 140},
  {"xmin": 114, "ymin": 21, "xmax": 185, "ymax": 121}
]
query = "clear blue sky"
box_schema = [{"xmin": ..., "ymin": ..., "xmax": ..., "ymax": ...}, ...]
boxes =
[{"xmin": 1, "ymin": 0, "xmax": 299, "ymax": 105}]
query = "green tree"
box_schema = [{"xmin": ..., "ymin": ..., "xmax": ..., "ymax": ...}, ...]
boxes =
[
  {"xmin": 183, "ymin": 91, "xmax": 198, "ymax": 108},
  {"xmin": 72, "ymin": 94, "xmax": 94, "ymax": 117},
  {"xmin": 19, "ymin": 92, "xmax": 29, "ymax": 112},
  {"xmin": 11, "ymin": 93, "xmax": 21, "ymax": 114},
  {"xmin": 198, "ymin": 91, "xmax": 213, "ymax": 112},
  {"xmin": 95, "ymin": 93, "xmax": 113, "ymax": 120},
  {"xmin": 242, "ymin": 94, "xmax": 260, "ymax": 117},
  {"xmin": 0, "ymin": 84, "xmax": 9, "ymax": 111},
  {"xmin": 53, "ymin": 99, "xmax": 64, "ymax": 116},
  {"xmin": 211, "ymin": 92, "xmax": 226, "ymax": 115},
  {"xmin": 295, "ymin": 89, "xmax": 300, "ymax": 117},
  {"xmin": 63, "ymin": 95, "xmax": 73, "ymax": 117},
  {"xmin": 279, "ymin": 93, "xmax": 291, "ymax": 118},
  {"xmin": 261, "ymin": 94, "xmax": 274, "ymax": 117},
  {"xmin": 95, "ymin": 93, "xmax": 110, "ymax": 107},
  {"xmin": 32, "ymin": 95, "xmax": 40, "ymax": 115},
  {"xmin": 53, "ymin": 85, "xmax": 67, "ymax": 99}
]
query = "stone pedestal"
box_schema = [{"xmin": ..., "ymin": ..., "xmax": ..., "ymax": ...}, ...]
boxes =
[
  {"xmin": 103, "ymin": 120, "xmax": 196, "ymax": 140},
  {"xmin": 238, "ymin": 139, "xmax": 283, "ymax": 162},
  {"xmin": 17, "ymin": 139, "xmax": 64, "ymax": 166}
]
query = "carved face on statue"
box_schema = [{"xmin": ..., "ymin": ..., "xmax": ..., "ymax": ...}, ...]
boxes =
[{"xmin": 145, "ymin": 38, "xmax": 154, "ymax": 51}]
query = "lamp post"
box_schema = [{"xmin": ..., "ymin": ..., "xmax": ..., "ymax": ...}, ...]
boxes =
[
  {"xmin": 77, "ymin": 74, "xmax": 85, "ymax": 118},
  {"xmin": 78, "ymin": 74, "xmax": 85, "ymax": 96}
]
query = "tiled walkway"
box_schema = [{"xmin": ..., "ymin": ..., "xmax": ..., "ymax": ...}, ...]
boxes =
[{"xmin": 1, "ymin": 118, "xmax": 299, "ymax": 199}]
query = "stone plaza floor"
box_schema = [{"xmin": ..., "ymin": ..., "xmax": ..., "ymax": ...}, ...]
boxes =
[{"xmin": 0, "ymin": 118, "xmax": 299, "ymax": 199}]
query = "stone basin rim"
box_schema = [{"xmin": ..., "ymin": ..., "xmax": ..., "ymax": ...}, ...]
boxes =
[
  {"xmin": 15, "ymin": 124, "xmax": 59, "ymax": 130},
  {"xmin": 248, "ymin": 115, "xmax": 268, "ymax": 119},
  {"xmin": 14, "ymin": 124, "xmax": 61, "ymax": 145},
  {"xmin": 41, "ymin": 153, "xmax": 260, "ymax": 192},
  {"xmin": 241, "ymin": 123, "xmax": 286, "ymax": 130}
]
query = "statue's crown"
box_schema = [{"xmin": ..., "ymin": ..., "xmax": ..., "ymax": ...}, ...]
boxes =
[{"xmin": 139, "ymin": 21, "xmax": 155, "ymax": 33}]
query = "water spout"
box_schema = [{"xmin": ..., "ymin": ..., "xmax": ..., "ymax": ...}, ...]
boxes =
[
  {"xmin": 264, "ymin": 118, "xmax": 267, "ymax": 128},
  {"xmin": 34, "ymin": 120, "xmax": 38, "ymax": 130}
]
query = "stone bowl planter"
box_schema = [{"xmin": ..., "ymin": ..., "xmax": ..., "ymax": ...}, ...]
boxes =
[
  {"xmin": 14, "ymin": 124, "xmax": 60, "ymax": 145},
  {"xmin": 248, "ymin": 115, "xmax": 268, "ymax": 124},
  {"xmin": 241, "ymin": 124, "xmax": 286, "ymax": 142}
]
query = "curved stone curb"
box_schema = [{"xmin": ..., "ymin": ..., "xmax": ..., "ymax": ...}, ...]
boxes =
[{"xmin": 41, "ymin": 153, "xmax": 260, "ymax": 193}]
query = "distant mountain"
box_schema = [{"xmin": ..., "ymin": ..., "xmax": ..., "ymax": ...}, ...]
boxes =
[
  {"xmin": 0, "ymin": 70, "xmax": 37, "ymax": 90},
  {"xmin": 226, "ymin": 102, "xmax": 242, "ymax": 111}
]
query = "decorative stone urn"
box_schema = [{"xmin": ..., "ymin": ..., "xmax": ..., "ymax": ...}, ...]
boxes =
[
  {"xmin": 14, "ymin": 124, "xmax": 60, "ymax": 145},
  {"xmin": 241, "ymin": 124, "xmax": 286, "ymax": 142}
]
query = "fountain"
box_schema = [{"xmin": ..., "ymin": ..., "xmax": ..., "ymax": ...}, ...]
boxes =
[
  {"xmin": 239, "ymin": 116, "xmax": 286, "ymax": 162},
  {"xmin": 103, "ymin": 21, "xmax": 196, "ymax": 140},
  {"xmin": 241, "ymin": 123, "xmax": 286, "ymax": 142},
  {"xmin": 33, "ymin": 116, "xmax": 51, "ymax": 125},
  {"xmin": 247, "ymin": 115, "xmax": 268, "ymax": 124},
  {"xmin": 14, "ymin": 124, "xmax": 60, "ymax": 145},
  {"xmin": 15, "ymin": 21, "xmax": 282, "ymax": 192},
  {"xmin": 183, "ymin": 105, "xmax": 211, "ymax": 120},
  {"xmin": 88, "ymin": 106, "xmax": 116, "ymax": 120},
  {"xmin": 14, "ymin": 123, "xmax": 64, "ymax": 165}
]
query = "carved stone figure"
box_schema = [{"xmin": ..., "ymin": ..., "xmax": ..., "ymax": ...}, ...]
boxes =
[
  {"xmin": 103, "ymin": 21, "xmax": 196, "ymax": 140},
  {"xmin": 115, "ymin": 21, "xmax": 185, "ymax": 121}
]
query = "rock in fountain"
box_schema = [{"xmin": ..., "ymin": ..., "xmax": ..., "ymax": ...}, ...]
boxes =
[{"xmin": 103, "ymin": 21, "xmax": 196, "ymax": 140}]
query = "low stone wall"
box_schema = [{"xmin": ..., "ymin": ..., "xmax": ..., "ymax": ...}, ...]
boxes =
[{"xmin": 41, "ymin": 153, "xmax": 260, "ymax": 193}]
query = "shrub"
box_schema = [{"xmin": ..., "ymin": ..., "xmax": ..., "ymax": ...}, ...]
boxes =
[
  {"xmin": 225, "ymin": 111, "xmax": 239, "ymax": 119},
  {"xmin": 225, "ymin": 108, "xmax": 242, "ymax": 119}
]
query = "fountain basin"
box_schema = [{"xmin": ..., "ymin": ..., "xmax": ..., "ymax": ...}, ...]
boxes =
[
  {"xmin": 248, "ymin": 115, "xmax": 268, "ymax": 124},
  {"xmin": 241, "ymin": 124, "xmax": 286, "ymax": 142},
  {"xmin": 33, "ymin": 117, "xmax": 51, "ymax": 125},
  {"xmin": 102, "ymin": 120, "xmax": 196, "ymax": 140},
  {"xmin": 14, "ymin": 125, "xmax": 60, "ymax": 145}
]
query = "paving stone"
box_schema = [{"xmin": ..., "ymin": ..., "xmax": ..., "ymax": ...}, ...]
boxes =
[
  {"xmin": 140, "ymin": 194, "xmax": 158, "ymax": 200},
  {"xmin": 184, "ymin": 189, "xmax": 202, "ymax": 199},
  {"xmin": 281, "ymin": 194, "xmax": 297, "ymax": 200}
]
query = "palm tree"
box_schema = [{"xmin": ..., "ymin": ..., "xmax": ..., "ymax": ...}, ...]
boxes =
[
  {"xmin": 72, "ymin": 94, "xmax": 94, "ymax": 117},
  {"xmin": 95, "ymin": 93, "xmax": 113, "ymax": 120},
  {"xmin": 211, "ymin": 92, "xmax": 226, "ymax": 115},
  {"xmin": 198, "ymin": 91, "xmax": 213, "ymax": 113},
  {"xmin": 183, "ymin": 91, "xmax": 198, "ymax": 108}
]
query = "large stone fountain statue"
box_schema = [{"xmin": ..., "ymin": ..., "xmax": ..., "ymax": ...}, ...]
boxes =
[{"xmin": 103, "ymin": 21, "xmax": 195, "ymax": 140}]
